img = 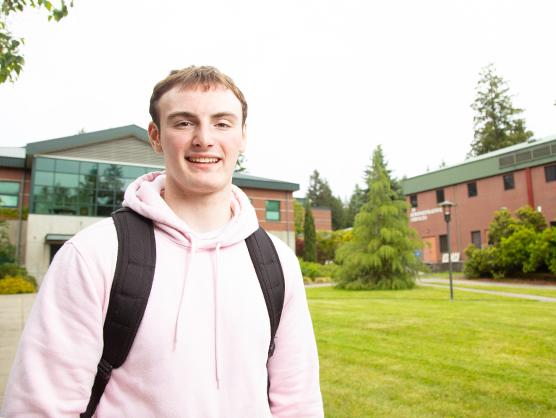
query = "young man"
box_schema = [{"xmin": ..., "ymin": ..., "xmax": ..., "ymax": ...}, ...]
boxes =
[{"xmin": 2, "ymin": 66, "xmax": 324, "ymax": 417}]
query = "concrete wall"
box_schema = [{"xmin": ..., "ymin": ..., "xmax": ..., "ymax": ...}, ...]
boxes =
[{"xmin": 25, "ymin": 214, "xmax": 104, "ymax": 283}]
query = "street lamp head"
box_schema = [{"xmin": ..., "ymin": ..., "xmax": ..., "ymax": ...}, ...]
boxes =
[{"xmin": 439, "ymin": 200, "xmax": 455, "ymax": 223}]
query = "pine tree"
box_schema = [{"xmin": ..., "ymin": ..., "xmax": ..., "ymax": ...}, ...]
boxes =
[
  {"xmin": 345, "ymin": 184, "xmax": 366, "ymax": 228},
  {"xmin": 335, "ymin": 146, "xmax": 422, "ymax": 289},
  {"xmin": 468, "ymin": 64, "xmax": 533, "ymax": 157},
  {"xmin": 303, "ymin": 201, "xmax": 317, "ymax": 262},
  {"xmin": 306, "ymin": 169, "xmax": 345, "ymax": 230}
]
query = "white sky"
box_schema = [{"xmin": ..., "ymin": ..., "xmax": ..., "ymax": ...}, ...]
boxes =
[{"xmin": 1, "ymin": 0, "xmax": 555, "ymax": 199}]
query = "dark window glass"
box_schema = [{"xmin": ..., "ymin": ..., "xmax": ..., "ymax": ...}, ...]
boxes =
[
  {"xmin": 545, "ymin": 165, "xmax": 556, "ymax": 182},
  {"xmin": 503, "ymin": 173, "xmax": 515, "ymax": 190},
  {"xmin": 471, "ymin": 231, "xmax": 482, "ymax": 248},
  {"xmin": 439, "ymin": 234, "xmax": 448, "ymax": 253},
  {"xmin": 551, "ymin": 221, "xmax": 556, "ymax": 228},
  {"xmin": 436, "ymin": 189, "xmax": 445, "ymax": 204},
  {"xmin": 265, "ymin": 200, "xmax": 280, "ymax": 221},
  {"xmin": 410, "ymin": 194, "xmax": 418, "ymax": 208},
  {"xmin": 467, "ymin": 182, "xmax": 477, "ymax": 197},
  {"xmin": 50, "ymin": 244, "xmax": 63, "ymax": 263},
  {"xmin": 96, "ymin": 206, "xmax": 114, "ymax": 217}
]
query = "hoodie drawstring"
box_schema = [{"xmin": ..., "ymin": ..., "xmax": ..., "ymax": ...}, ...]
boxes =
[
  {"xmin": 214, "ymin": 242, "xmax": 222, "ymax": 389},
  {"xmin": 174, "ymin": 243, "xmax": 197, "ymax": 348}
]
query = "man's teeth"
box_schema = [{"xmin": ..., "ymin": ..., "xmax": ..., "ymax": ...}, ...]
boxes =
[{"xmin": 187, "ymin": 157, "xmax": 219, "ymax": 163}]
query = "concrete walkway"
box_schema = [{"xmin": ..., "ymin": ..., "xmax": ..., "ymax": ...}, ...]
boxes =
[
  {"xmin": 0, "ymin": 293, "xmax": 35, "ymax": 406},
  {"xmin": 418, "ymin": 278, "xmax": 556, "ymax": 302}
]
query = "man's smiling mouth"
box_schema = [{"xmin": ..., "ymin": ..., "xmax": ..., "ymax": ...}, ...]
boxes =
[{"xmin": 186, "ymin": 157, "xmax": 221, "ymax": 164}]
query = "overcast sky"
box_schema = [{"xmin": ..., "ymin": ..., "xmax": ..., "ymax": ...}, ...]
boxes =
[{"xmin": 1, "ymin": 0, "xmax": 555, "ymax": 199}]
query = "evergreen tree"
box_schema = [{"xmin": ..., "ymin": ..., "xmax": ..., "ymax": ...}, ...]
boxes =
[
  {"xmin": 234, "ymin": 154, "xmax": 247, "ymax": 173},
  {"xmin": 0, "ymin": 221, "xmax": 16, "ymax": 264},
  {"xmin": 306, "ymin": 169, "xmax": 345, "ymax": 230},
  {"xmin": 468, "ymin": 64, "xmax": 533, "ymax": 157},
  {"xmin": 303, "ymin": 201, "xmax": 317, "ymax": 262},
  {"xmin": 335, "ymin": 146, "xmax": 422, "ymax": 289},
  {"xmin": 345, "ymin": 184, "xmax": 366, "ymax": 228},
  {"xmin": 294, "ymin": 199, "xmax": 305, "ymax": 235}
]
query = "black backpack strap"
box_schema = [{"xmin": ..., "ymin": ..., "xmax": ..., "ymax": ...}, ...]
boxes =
[
  {"xmin": 81, "ymin": 208, "xmax": 156, "ymax": 417},
  {"xmin": 245, "ymin": 227, "xmax": 285, "ymax": 358}
]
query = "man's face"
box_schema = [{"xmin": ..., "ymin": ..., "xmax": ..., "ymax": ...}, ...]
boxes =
[{"xmin": 149, "ymin": 85, "xmax": 246, "ymax": 199}]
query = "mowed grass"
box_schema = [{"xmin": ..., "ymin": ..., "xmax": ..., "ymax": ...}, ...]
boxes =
[
  {"xmin": 306, "ymin": 285, "xmax": 556, "ymax": 418},
  {"xmin": 452, "ymin": 284, "xmax": 556, "ymax": 299}
]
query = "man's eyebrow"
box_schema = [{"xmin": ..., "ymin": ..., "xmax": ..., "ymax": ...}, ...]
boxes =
[
  {"xmin": 211, "ymin": 112, "xmax": 239, "ymax": 121},
  {"xmin": 167, "ymin": 111, "xmax": 198, "ymax": 120}
]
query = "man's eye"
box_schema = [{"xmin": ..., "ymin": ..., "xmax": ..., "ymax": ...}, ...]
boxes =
[
  {"xmin": 176, "ymin": 121, "xmax": 193, "ymax": 127},
  {"xmin": 215, "ymin": 122, "xmax": 231, "ymax": 128}
]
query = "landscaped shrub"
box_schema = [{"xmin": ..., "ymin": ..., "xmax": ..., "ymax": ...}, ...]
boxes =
[
  {"xmin": 464, "ymin": 206, "xmax": 555, "ymax": 279},
  {"xmin": 298, "ymin": 259, "xmax": 337, "ymax": 279},
  {"xmin": 0, "ymin": 275, "xmax": 37, "ymax": 294}
]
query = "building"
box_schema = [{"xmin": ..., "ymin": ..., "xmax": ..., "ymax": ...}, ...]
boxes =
[
  {"xmin": 402, "ymin": 135, "xmax": 556, "ymax": 267},
  {"xmin": 294, "ymin": 198, "xmax": 333, "ymax": 232},
  {"xmin": 0, "ymin": 125, "xmax": 299, "ymax": 283}
]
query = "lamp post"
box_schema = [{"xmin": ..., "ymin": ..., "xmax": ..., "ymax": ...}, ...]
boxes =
[{"xmin": 439, "ymin": 200, "xmax": 455, "ymax": 301}]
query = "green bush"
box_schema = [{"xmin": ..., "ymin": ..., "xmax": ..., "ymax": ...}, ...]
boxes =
[
  {"xmin": 0, "ymin": 275, "xmax": 37, "ymax": 294},
  {"xmin": 527, "ymin": 227, "xmax": 556, "ymax": 274},
  {"xmin": 299, "ymin": 259, "xmax": 337, "ymax": 279}
]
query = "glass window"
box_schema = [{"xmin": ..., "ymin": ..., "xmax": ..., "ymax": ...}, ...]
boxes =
[
  {"xmin": 54, "ymin": 172, "xmax": 80, "ymax": 188},
  {"xmin": 409, "ymin": 194, "xmax": 418, "ymax": 208},
  {"xmin": 439, "ymin": 234, "xmax": 448, "ymax": 254},
  {"xmin": 471, "ymin": 231, "xmax": 482, "ymax": 248},
  {"xmin": 436, "ymin": 189, "xmax": 445, "ymax": 204},
  {"xmin": 545, "ymin": 165, "xmax": 556, "ymax": 182},
  {"xmin": 0, "ymin": 195, "xmax": 18, "ymax": 207},
  {"xmin": 55, "ymin": 159, "xmax": 80, "ymax": 173},
  {"xmin": 467, "ymin": 182, "xmax": 477, "ymax": 197},
  {"xmin": 0, "ymin": 181, "xmax": 20, "ymax": 209},
  {"xmin": 503, "ymin": 173, "xmax": 515, "ymax": 190},
  {"xmin": 31, "ymin": 158, "xmax": 162, "ymax": 217},
  {"xmin": 0, "ymin": 181, "xmax": 20, "ymax": 194},
  {"xmin": 121, "ymin": 165, "xmax": 147, "ymax": 179},
  {"xmin": 265, "ymin": 200, "xmax": 280, "ymax": 221},
  {"xmin": 34, "ymin": 171, "xmax": 55, "ymax": 186},
  {"xmin": 35, "ymin": 157, "xmax": 55, "ymax": 171}
]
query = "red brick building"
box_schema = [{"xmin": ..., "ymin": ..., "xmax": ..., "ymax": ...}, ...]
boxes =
[
  {"xmin": 0, "ymin": 125, "xmax": 299, "ymax": 282},
  {"xmin": 402, "ymin": 135, "xmax": 556, "ymax": 267}
]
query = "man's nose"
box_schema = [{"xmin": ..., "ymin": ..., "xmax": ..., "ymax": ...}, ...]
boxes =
[{"xmin": 192, "ymin": 124, "xmax": 214, "ymax": 148}]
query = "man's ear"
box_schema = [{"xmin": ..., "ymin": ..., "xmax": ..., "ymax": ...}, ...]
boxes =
[{"xmin": 148, "ymin": 122, "xmax": 163, "ymax": 153}]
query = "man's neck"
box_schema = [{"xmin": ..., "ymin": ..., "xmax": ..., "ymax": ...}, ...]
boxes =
[{"xmin": 163, "ymin": 183, "xmax": 233, "ymax": 234}]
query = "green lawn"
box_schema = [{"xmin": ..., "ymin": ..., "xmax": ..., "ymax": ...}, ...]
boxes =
[
  {"xmin": 307, "ymin": 285, "xmax": 556, "ymax": 418},
  {"xmin": 451, "ymin": 284, "xmax": 556, "ymax": 299}
]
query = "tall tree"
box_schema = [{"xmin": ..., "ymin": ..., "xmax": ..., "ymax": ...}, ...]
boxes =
[
  {"xmin": 468, "ymin": 64, "xmax": 533, "ymax": 157},
  {"xmin": 234, "ymin": 154, "xmax": 247, "ymax": 173},
  {"xmin": 335, "ymin": 146, "xmax": 422, "ymax": 290},
  {"xmin": 344, "ymin": 184, "xmax": 366, "ymax": 228},
  {"xmin": 306, "ymin": 169, "xmax": 345, "ymax": 230},
  {"xmin": 1, "ymin": 0, "xmax": 74, "ymax": 84},
  {"xmin": 302, "ymin": 201, "xmax": 317, "ymax": 262}
]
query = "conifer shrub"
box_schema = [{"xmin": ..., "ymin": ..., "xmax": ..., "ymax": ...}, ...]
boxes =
[{"xmin": 335, "ymin": 146, "xmax": 423, "ymax": 290}]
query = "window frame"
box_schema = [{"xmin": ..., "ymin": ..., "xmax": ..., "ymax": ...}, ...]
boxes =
[
  {"xmin": 503, "ymin": 173, "xmax": 515, "ymax": 190},
  {"xmin": 545, "ymin": 165, "xmax": 556, "ymax": 182},
  {"xmin": 0, "ymin": 180, "xmax": 21, "ymax": 208},
  {"xmin": 265, "ymin": 200, "xmax": 281, "ymax": 221},
  {"xmin": 471, "ymin": 230, "xmax": 482, "ymax": 248},
  {"xmin": 409, "ymin": 194, "xmax": 418, "ymax": 209},
  {"xmin": 436, "ymin": 189, "xmax": 445, "ymax": 204},
  {"xmin": 467, "ymin": 182, "xmax": 478, "ymax": 197}
]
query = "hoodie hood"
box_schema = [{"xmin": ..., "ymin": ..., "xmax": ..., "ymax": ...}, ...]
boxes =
[{"xmin": 122, "ymin": 171, "xmax": 259, "ymax": 249}]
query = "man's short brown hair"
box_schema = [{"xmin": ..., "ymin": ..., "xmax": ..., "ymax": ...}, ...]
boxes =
[{"xmin": 149, "ymin": 66, "xmax": 248, "ymax": 128}]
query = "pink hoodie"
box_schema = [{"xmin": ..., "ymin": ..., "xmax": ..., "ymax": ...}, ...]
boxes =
[{"xmin": 2, "ymin": 172, "xmax": 323, "ymax": 417}]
